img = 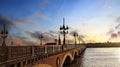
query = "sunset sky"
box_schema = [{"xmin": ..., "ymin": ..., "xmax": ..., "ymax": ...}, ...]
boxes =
[{"xmin": 0, "ymin": 0, "xmax": 120, "ymax": 46}]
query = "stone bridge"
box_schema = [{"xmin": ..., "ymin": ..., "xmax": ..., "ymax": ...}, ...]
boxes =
[
  {"xmin": 27, "ymin": 46, "xmax": 86, "ymax": 67},
  {"xmin": 0, "ymin": 45, "xmax": 86, "ymax": 67}
]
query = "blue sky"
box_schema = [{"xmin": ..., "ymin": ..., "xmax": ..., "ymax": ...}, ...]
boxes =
[{"xmin": 0, "ymin": 0, "xmax": 120, "ymax": 45}]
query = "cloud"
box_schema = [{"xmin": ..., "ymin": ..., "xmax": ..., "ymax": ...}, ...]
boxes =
[
  {"xmin": 107, "ymin": 16, "xmax": 120, "ymax": 40},
  {"xmin": 107, "ymin": 29, "xmax": 118, "ymax": 40},
  {"xmin": 115, "ymin": 24, "xmax": 120, "ymax": 29},
  {"xmin": 69, "ymin": 29, "xmax": 85, "ymax": 37},
  {"xmin": 0, "ymin": 15, "xmax": 31, "ymax": 31},
  {"xmin": 103, "ymin": 0, "xmax": 113, "ymax": 10},
  {"xmin": 69, "ymin": 30, "xmax": 79, "ymax": 36},
  {"xmin": 0, "ymin": 14, "xmax": 47, "ymax": 46},
  {"xmin": 43, "ymin": 32, "xmax": 56, "ymax": 42},
  {"xmin": 25, "ymin": 31, "xmax": 41, "ymax": 40},
  {"xmin": 78, "ymin": 35, "xmax": 85, "ymax": 43},
  {"xmin": 0, "ymin": 15, "xmax": 34, "ymax": 46},
  {"xmin": 111, "ymin": 33, "xmax": 117, "ymax": 38},
  {"xmin": 116, "ymin": 16, "xmax": 120, "ymax": 23},
  {"xmin": 11, "ymin": 36, "xmax": 37, "ymax": 46},
  {"xmin": 78, "ymin": 35, "xmax": 85, "ymax": 39},
  {"xmin": 19, "ymin": 13, "xmax": 47, "ymax": 22},
  {"xmin": 114, "ymin": 16, "xmax": 120, "ymax": 29},
  {"xmin": 0, "ymin": 15, "xmax": 15, "ymax": 31},
  {"xmin": 0, "ymin": 34, "xmax": 34, "ymax": 46},
  {"xmin": 40, "ymin": 0, "xmax": 49, "ymax": 10},
  {"xmin": 25, "ymin": 30, "xmax": 58, "ymax": 43},
  {"xmin": 106, "ymin": 29, "xmax": 114, "ymax": 35},
  {"xmin": 12, "ymin": 37, "xmax": 23, "ymax": 46},
  {"xmin": 13, "ymin": 19, "xmax": 31, "ymax": 27},
  {"xmin": 49, "ymin": 30, "xmax": 59, "ymax": 34},
  {"xmin": 34, "ymin": 14, "xmax": 46, "ymax": 19},
  {"xmin": 118, "ymin": 31, "xmax": 120, "ymax": 35},
  {"xmin": 68, "ymin": 29, "xmax": 86, "ymax": 43}
]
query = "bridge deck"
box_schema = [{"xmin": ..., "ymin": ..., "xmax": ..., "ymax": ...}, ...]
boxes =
[{"xmin": 0, "ymin": 45, "xmax": 86, "ymax": 67}]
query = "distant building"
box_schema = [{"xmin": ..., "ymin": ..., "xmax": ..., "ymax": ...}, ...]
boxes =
[{"xmin": 45, "ymin": 42, "xmax": 57, "ymax": 45}]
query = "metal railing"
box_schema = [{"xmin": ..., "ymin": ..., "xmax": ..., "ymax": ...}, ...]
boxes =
[{"xmin": 0, "ymin": 44, "xmax": 84, "ymax": 62}]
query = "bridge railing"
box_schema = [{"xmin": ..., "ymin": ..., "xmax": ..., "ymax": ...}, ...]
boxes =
[
  {"xmin": 66, "ymin": 44, "xmax": 82, "ymax": 50},
  {"xmin": 66, "ymin": 44, "xmax": 75, "ymax": 49},
  {"xmin": 34, "ymin": 46, "xmax": 45, "ymax": 56},
  {"xmin": 43, "ymin": 44, "xmax": 83, "ymax": 54},
  {"xmin": 0, "ymin": 44, "xmax": 84, "ymax": 62},
  {"xmin": 0, "ymin": 46, "xmax": 32, "ymax": 62},
  {"xmin": 0, "ymin": 47, "xmax": 7, "ymax": 62},
  {"xmin": 45, "ymin": 45, "xmax": 62, "ymax": 54}
]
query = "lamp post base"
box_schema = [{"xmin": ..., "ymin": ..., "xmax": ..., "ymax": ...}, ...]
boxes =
[{"xmin": 62, "ymin": 45, "xmax": 67, "ymax": 50}]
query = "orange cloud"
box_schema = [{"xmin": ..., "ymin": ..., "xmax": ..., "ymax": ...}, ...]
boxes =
[
  {"xmin": 6, "ymin": 35, "xmax": 40, "ymax": 46},
  {"xmin": 13, "ymin": 20, "xmax": 30, "ymax": 26},
  {"xmin": 12, "ymin": 37, "xmax": 23, "ymax": 46}
]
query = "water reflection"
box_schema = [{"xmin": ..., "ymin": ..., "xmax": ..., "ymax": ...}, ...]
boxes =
[
  {"xmin": 66, "ymin": 48, "xmax": 120, "ymax": 67},
  {"xmin": 81, "ymin": 48, "xmax": 120, "ymax": 67},
  {"xmin": 31, "ymin": 48, "xmax": 120, "ymax": 67}
]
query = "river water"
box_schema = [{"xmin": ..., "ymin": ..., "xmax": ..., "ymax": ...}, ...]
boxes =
[
  {"xmin": 31, "ymin": 48, "xmax": 120, "ymax": 67},
  {"xmin": 67, "ymin": 48, "xmax": 120, "ymax": 67}
]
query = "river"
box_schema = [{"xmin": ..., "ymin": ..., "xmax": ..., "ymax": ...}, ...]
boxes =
[
  {"xmin": 66, "ymin": 48, "xmax": 120, "ymax": 67},
  {"xmin": 30, "ymin": 48, "xmax": 120, "ymax": 67}
]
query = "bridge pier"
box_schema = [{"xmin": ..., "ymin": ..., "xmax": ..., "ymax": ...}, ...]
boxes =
[
  {"xmin": 31, "ymin": 58, "xmax": 34, "ymax": 63},
  {"xmin": 22, "ymin": 60, "xmax": 26, "ymax": 65},
  {"xmin": 20, "ymin": 62, "xmax": 23, "ymax": 67},
  {"xmin": 27, "ymin": 60, "xmax": 31, "ymax": 64},
  {"xmin": 6, "ymin": 60, "xmax": 28, "ymax": 67},
  {"xmin": 14, "ymin": 63, "xmax": 17, "ymax": 67}
]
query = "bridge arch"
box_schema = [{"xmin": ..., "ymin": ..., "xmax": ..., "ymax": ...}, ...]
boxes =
[
  {"xmin": 79, "ymin": 50, "xmax": 81, "ymax": 55},
  {"xmin": 73, "ymin": 50, "xmax": 78, "ymax": 58},
  {"xmin": 56, "ymin": 57, "xmax": 60, "ymax": 67},
  {"xmin": 61, "ymin": 53, "xmax": 74, "ymax": 67}
]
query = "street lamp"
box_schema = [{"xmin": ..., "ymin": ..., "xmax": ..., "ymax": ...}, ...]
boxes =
[
  {"xmin": 54, "ymin": 39, "xmax": 58, "ymax": 45},
  {"xmin": 60, "ymin": 18, "xmax": 69, "ymax": 50},
  {"xmin": 78, "ymin": 35, "xmax": 81, "ymax": 45},
  {"xmin": 39, "ymin": 33, "xmax": 43, "ymax": 46},
  {"xmin": 73, "ymin": 32, "xmax": 78, "ymax": 46},
  {"xmin": 1, "ymin": 24, "xmax": 8, "ymax": 47},
  {"xmin": 58, "ymin": 34, "xmax": 61, "ymax": 45}
]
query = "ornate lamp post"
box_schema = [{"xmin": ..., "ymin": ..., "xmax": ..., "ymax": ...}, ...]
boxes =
[
  {"xmin": 58, "ymin": 34, "xmax": 61, "ymax": 45},
  {"xmin": 39, "ymin": 33, "xmax": 43, "ymax": 46},
  {"xmin": 78, "ymin": 35, "xmax": 81, "ymax": 45},
  {"xmin": 60, "ymin": 18, "xmax": 69, "ymax": 50},
  {"xmin": 0, "ymin": 24, "xmax": 8, "ymax": 61},
  {"xmin": 73, "ymin": 32, "xmax": 78, "ymax": 46},
  {"xmin": 54, "ymin": 39, "xmax": 58, "ymax": 45},
  {"xmin": 1, "ymin": 24, "xmax": 8, "ymax": 47}
]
